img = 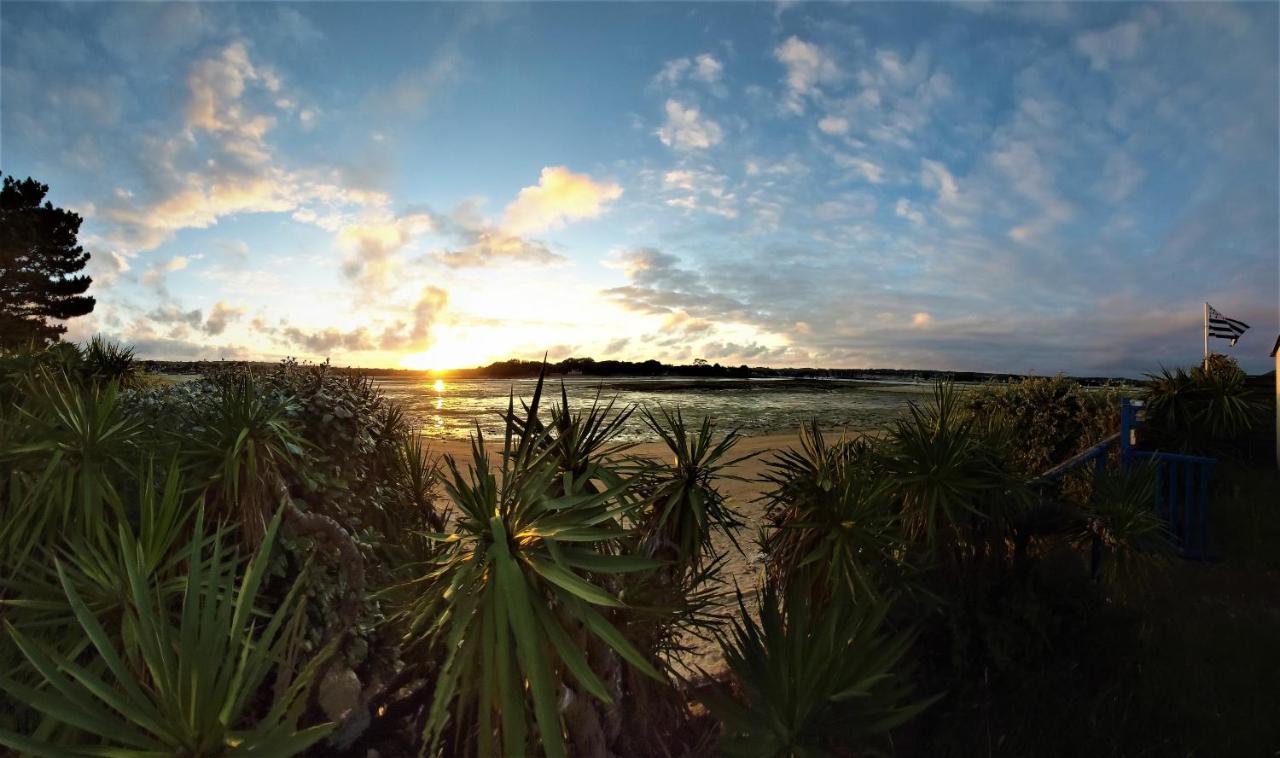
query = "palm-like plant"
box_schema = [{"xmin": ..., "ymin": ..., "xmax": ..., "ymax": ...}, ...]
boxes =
[
  {"xmin": 0, "ymin": 507, "xmax": 333, "ymax": 756},
  {"xmin": 761, "ymin": 424, "xmax": 905, "ymax": 600},
  {"xmin": 1, "ymin": 463, "xmax": 195, "ymax": 637},
  {"xmin": 189, "ymin": 374, "xmax": 304, "ymax": 545},
  {"xmin": 404, "ymin": 387, "xmax": 664, "ymax": 757},
  {"xmin": 1081, "ymin": 459, "xmax": 1172, "ymax": 587},
  {"xmin": 1, "ymin": 370, "xmax": 139, "ymax": 567},
  {"xmin": 80, "ymin": 336, "xmax": 139, "ymax": 388},
  {"xmin": 1143, "ymin": 359, "xmax": 1262, "ymax": 453},
  {"xmin": 883, "ymin": 383, "xmax": 1024, "ymax": 556},
  {"xmin": 697, "ymin": 581, "xmax": 937, "ymax": 758},
  {"xmin": 639, "ymin": 407, "xmax": 750, "ymax": 570}
]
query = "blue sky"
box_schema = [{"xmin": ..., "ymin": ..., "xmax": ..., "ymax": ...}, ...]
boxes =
[{"xmin": 2, "ymin": 1, "xmax": 1276, "ymax": 374}]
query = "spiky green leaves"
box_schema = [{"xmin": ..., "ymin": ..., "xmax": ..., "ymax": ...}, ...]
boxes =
[
  {"xmin": 410, "ymin": 374, "xmax": 664, "ymax": 757},
  {"xmin": 641, "ymin": 406, "xmax": 750, "ymax": 569},
  {"xmin": 0, "ymin": 507, "xmax": 333, "ymax": 756},
  {"xmin": 697, "ymin": 583, "xmax": 938, "ymax": 758}
]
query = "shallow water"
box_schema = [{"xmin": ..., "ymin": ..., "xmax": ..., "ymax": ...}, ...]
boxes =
[{"xmin": 374, "ymin": 375, "xmax": 931, "ymax": 442}]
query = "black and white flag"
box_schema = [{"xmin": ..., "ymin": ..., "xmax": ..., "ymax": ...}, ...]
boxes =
[{"xmin": 1207, "ymin": 303, "xmax": 1249, "ymax": 346}]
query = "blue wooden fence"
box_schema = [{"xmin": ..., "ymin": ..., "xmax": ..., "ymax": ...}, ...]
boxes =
[{"xmin": 1034, "ymin": 398, "xmax": 1216, "ymax": 560}]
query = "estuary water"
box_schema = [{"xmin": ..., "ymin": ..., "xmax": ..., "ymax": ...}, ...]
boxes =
[{"xmin": 374, "ymin": 375, "xmax": 932, "ymax": 442}]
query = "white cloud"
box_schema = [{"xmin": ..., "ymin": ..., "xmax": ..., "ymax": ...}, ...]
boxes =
[
  {"xmin": 774, "ymin": 36, "xmax": 840, "ymax": 114},
  {"xmin": 655, "ymin": 100, "xmax": 724, "ymax": 150},
  {"xmin": 338, "ymin": 211, "xmax": 435, "ymax": 293},
  {"xmin": 895, "ymin": 198, "xmax": 924, "ymax": 226},
  {"xmin": 692, "ymin": 53, "xmax": 723, "ymax": 83},
  {"xmin": 662, "ymin": 168, "xmax": 738, "ymax": 219},
  {"xmin": 185, "ymin": 41, "xmax": 276, "ymax": 164},
  {"xmin": 503, "ymin": 166, "xmax": 623, "ymax": 236},
  {"xmin": 1075, "ymin": 15, "xmax": 1151, "ymax": 71},
  {"xmin": 817, "ymin": 115, "xmax": 850, "ymax": 135},
  {"xmin": 834, "ymin": 153, "xmax": 884, "ymax": 183},
  {"xmin": 654, "ymin": 52, "xmax": 723, "ymax": 87},
  {"xmin": 920, "ymin": 159, "xmax": 959, "ymax": 206}
]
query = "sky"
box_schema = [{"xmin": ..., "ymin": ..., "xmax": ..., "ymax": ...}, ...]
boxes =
[{"xmin": 1, "ymin": 1, "xmax": 1276, "ymax": 375}]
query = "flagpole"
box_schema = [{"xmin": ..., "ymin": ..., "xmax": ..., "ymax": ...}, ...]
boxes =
[{"xmin": 1203, "ymin": 302, "xmax": 1209, "ymax": 365}]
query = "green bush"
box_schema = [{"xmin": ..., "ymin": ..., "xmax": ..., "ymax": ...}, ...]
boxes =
[
  {"xmin": 697, "ymin": 582, "xmax": 936, "ymax": 757},
  {"xmin": 1143, "ymin": 356, "xmax": 1264, "ymax": 456}
]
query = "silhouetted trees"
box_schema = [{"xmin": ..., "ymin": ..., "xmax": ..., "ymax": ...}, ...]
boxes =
[{"xmin": 0, "ymin": 174, "xmax": 94, "ymax": 349}]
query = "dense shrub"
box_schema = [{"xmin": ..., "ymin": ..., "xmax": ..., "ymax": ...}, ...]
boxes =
[
  {"xmin": 1142, "ymin": 355, "xmax": 1264, "ymax": 457},
  {"xmin": 962, "ymin": 375, "xmax": 1124, "ymax": 477}
]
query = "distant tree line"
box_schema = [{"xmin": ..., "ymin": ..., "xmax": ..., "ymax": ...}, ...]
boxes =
[{"xmin": 138, "ymin": 355, "xmax": 1139, "ymax": 386}]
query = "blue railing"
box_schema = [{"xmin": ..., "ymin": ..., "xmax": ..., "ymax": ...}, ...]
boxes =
[{"xmin": 1033, "ymin": 398, "xmax": 1216, "ymax": 560}]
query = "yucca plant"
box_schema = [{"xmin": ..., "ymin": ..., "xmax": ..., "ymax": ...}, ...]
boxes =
[
  {"xmin": 883, "ymin": 383, "xmax": 1025, "ymax": 557},
  {"xmin": 1143, "ymin": 358, "xmax": 1262, "ymax": 454},
  {"xmin": 638, "ymin": 407, "xmax": 750, "ymax": 570},
  {"xmin": 761, "ymin": 424, "xmax": 905, "ymax": 600},
  {"xmin": 696, "ymin": 581, "xmax": 937, "ymax": 758},
  {"xmin": 1081, "ymin": 459, "xmax": 1172, "ymax": 587},
  {"xmin": 403, "ymin": 384, "xmax": 664, "ymax": 757},
  {"xmin": 0, "ymin": 507, "xmax": 333, "ymax": 756},
  {"xmin": 80, "ymin": 336, "xmax": 139, "ymax": 389},
  {"xmin": 188, "ymin": 374, "xmax": 304, "ymax": 545},
  {"xmin": 0, "ymin": 462, "xmax": 197, "ymax": 637},
  {"xmin": 391, "ymin": 431, "xmax": 444, "ymax": 531},
  {"xmin": 1, "ymin": 370, "xmax": 139, "ymax": 567}
]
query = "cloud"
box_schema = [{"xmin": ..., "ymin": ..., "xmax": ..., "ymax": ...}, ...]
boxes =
[
  {"xmin": 376, "ymin": 286, "xmax": 450, "ymax": 350},
  {"xmin": 435, "ymin": 229, "xmax": 565, "ymax": 269},
  {"xmin": 185, "ymin": 41, "xmax": 277, "ymax": 165},
  {"xmin": 1075, "ymin": 15, "xmax": 1151, "ymax": 71},
  {"xmin": 338, "ymin": 212, "xmax": 435, "ymax": 292},
  {"xmin": 502, "ymin": 167, "xmax": 623, "ymax": 236},
  {"xmin": 834, "ymin": 154, "xmax": 884, "ymax": 184},
  {"xmin": 817, "ymin": 115, "xmax": 849, "ymax": 135},
  {"xmin": 148, "ymin": 303, "xmax": 203, "ymax": 330},
  {"xmin": 774, "ymin": 36, "xmax": 840, "ymax": 114},
  {"xmin": 662, "ymin": 168, "xmax": 738, "ymax": 218},
  {"xmin": 895, "ymin": 198, "xmax": 924, "ymax": 225},
  {"xmin": 374, "ymin": 48, "xmax": 462, "ymax": 114},
  {"xmin": 911, "ymin": 312, "xmax": 932, "ymax": 327},
  {"xmin": 140, "ymin": 255, "xmax": 190, "ymax": 294},
  {"xmin": 655, "ymin": 100, "xmax": 723, "ymax": 150},
  {"xmin": 202, "ymin": 301, "xmax": 244, "ymax": 335},
  {"xmin": 654, "ymin": 52, "xmax": 724, "ymax": 87},
  {"xmin": 275, "ymin": 286, "xmax": 448, "ymax": 355}
]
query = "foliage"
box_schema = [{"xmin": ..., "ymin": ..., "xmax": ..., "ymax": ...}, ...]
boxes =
[
  {"xmin": 1080, "ymin": 460, "xmax": 1172, "ymax": 587},
  {"xmin": 0, "ymin": 369, "xmax": 139, "ymax": 566},
  {"xmin": 80, "ymin": 335, "xmax": 140, "ymax": 388},
  {"xmin": 639, "ymin": 406, "xmax": 749, "ymax": 570},
  {"xmin": 883, "ymin": 382, "xmax": 1027, "ymax": 556},
  {"xmin": 401, "ymin": 382, "xmax": 664, "ymax": 757},
  {"xmin": 187, "ymin": 372, "xmax": 305, "ymax": 545},
  {"xmin": 962, "ymin": 375, "xmax": 1123, "ymax": 477},
  {"xmin": 697, "ymin": 582, "xmax": 936, "ymax": 758},
  {"xmin": 0, "ymin": 174, "xmax": 94, "ymax": 349},
  {"xmin": 0, "ymin": 507, "xmax": 333, "ymax": 756},
  {"xmin": 762, "ymin": 422, "xmax": 903, "ymax": 601},
  {"xmin": 1143, "ymin": 356, "xmax": 1263, "ymax": 455}
]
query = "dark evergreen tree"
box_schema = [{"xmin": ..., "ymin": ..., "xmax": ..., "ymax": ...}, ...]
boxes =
[{"xmin": 0, "ymin": 174, "xmax": 94, "ymax": 348}]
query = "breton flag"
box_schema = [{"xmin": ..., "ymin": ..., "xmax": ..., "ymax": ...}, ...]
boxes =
[{"xmin": 1206, "ymin": 303, "xmax": 1250, "ymax": 347}]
